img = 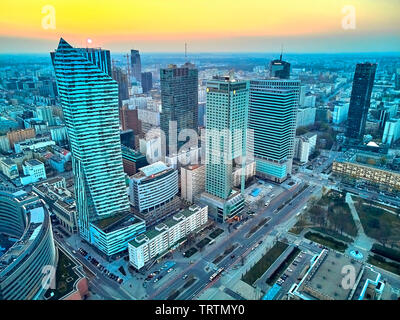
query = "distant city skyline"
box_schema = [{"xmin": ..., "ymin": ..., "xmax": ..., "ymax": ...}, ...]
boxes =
[{"xmin": 1, "ymin": 0, "xmax": 399, "ymax": 53}]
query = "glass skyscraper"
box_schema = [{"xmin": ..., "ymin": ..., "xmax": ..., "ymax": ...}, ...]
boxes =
[
  {"xmin": 269, "ymin": 54, "xmax": 291, "ymax": 79},
  {"xmin": 160, "ymin": 62, "xmax": 198, "ymax": 153},
  {"xmin": 51, "ymin": 38, "xmax": 130, "ymax": 241},
  {"xmin": 249, "ymin": 79, "xmax": 300, "ymax": 183},
  {"xmin": 130, "ymin": 49, "xmax": 142, "ymax": 82},
  {"xmin": 346, "ymin": 62, "xmax": 377, "ymax": 140},
  {"xmin": 201, "ymin": 76, "xmax": 249, "ymax": 222}
]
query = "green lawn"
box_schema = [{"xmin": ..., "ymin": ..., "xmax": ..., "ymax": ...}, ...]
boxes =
[
  {"xmin": 266, "ymin": 247, "xmax": 301, "ymax": 286},
  {"xmin": 183, "ymin": 247, "xmax": 198, "ymax": 258},
  {"xmin": 242, "ymin": 241, "xmax": 288, "ymax": 286},
  {"xmin": 354, "ymin": 197, "xmax": 400, "ymax": 246},
  {"xmin": 209, "ymin": 228, "xmax": 224, "ymax": 239},
  {"xmin": 304, "ymin": 231, "xmax": 348, "ymax": 253},
  {"xmin": 196, "ymin": 237, "xmax": 211, "ymax": 249},
  {"xmin": 368, "ymin": 254, "xmax": 400, "ymax": 276},
  {"xmin": 44, "ymin": 250, "xmax": 80, "ymax": 300}
]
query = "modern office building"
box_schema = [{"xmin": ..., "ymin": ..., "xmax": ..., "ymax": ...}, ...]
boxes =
[
  {"xmin": 141, "ymin": 72, "xmax": 153, "ymax": 93},
  {"xmin": 160, "ymin": 63, "xmax": 198, "ymax": 154},
  {"xmin": 51, "ymin": 38, "xmax": 131, "ymax": 247},
  {"xmin": 0, "ymin": 188, "xmax": 57, "ymax": 300},
  {"xmin": 36, "ymin": 106, "xmax": 56, "ymax": 126},
  {"xmin": 90, "ymin": 213, "xmax": 145, "ymax": 257},
  {"xmin": 269, "ymin": 54, "xmax": 291, "ymax": 79},
  {"xmin": 346, "ymin": 63, "xmax": 377, "ymax": 140},
  {"xmin": 121, "ymin": 145, "xmax": 148, "ymax": 176},
  {"xmin": 128, "ymin": 205, "xmax": 208, "ymax": 270},
  {"xmin": 181, "ymin": 164, "xmax": 205, "ymax": 203},
  {"xmin": 119, "ymin": 106, "xmax": 142, "ymax": 136},
  {"xmin": 131, "ymin": 49, "xmax": 142, "ymax": 82},
  {"xmin": 129, "ymin": 161, "xmax": 180, "ymax": 226},
  {"xmin": 249, "ymin": 79, "xmax": 300, "ymax": 183},
  {"xmin": 296, "ymin": 107, "xmax": 316, "ymax": 128},
  {"xmin": 382, "ymin": 118, "xmax": 400, "ymax": 146},
  {"xmin": 200, "ymin": 76, "xmax": 249, "ymax": 222},
  {"xmin": 112, "ymin": 66, "xmax": 130, "ymax": 107},
  {"xmin": 332, "ymin": 103, "xmax": 350, "ymax": 124}
]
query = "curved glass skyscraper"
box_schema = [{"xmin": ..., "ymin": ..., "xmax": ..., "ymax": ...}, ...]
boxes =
[{"xmin": 51, "ymin": 38, "xmax": 130, "ymax": 241}]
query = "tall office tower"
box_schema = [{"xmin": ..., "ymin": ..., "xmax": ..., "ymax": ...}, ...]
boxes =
[
  {"xmin": 269, "ymin": 53, "xmax": 291, "ymax": 79},
  {"xmin": 249, "ymin": 79, "xmax": 300, "ymax": 183},
  {"xmin": 160, "ymin": 62, "xmax": 198, "ymax": 154},
  {"xmin": 112, "ymin": 66, "xmax": 130, "ymax": 107},
  {"xmin": 141, "ymin": 72, "xmax": 153, "ymax": 93},
  {"xmin": 37, "ymin": 106, "xmax": 56, "ymax": 126},
  {"xmin": 130, "ymin": 49, "xmax": 142, "ymax": 82},
  {"xmin": 51, "ymin": 38, "xmax": 131, "ymax": 242},
  {"xmin": 346, "ymin": 62, "xmax": 377, "ymax": 140},
  {"xmin": 200, "ymin": 76, "xmax": 249, "ymax": 223}
]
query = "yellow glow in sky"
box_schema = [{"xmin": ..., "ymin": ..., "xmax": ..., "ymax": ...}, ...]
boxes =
[{"xmin": 0, "ymin": 0, "xmax": 399, "ymax": 52}]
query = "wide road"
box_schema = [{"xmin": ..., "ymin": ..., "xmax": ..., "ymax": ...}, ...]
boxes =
[{"xmin": 148, "ymin": 182, "xmax": 319, "ymax": 300}]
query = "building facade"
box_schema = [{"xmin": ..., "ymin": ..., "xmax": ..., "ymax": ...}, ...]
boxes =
[
  {"xmin": 52, "ymin": 38, "xmax": 131, "ymax": 243},
  {"xmin": 160, "ymin": 63, "xmax": 198, "ymax": 153},
  {"xmin": 249, "ymin": 79, "xmax": 300, "ymax": 183},
  {"xmin": 346, "ymin": 63, "xmax": 377, "ymax": 140},
  {"xmin": 129, "ymin": 161, "xmax": 180, "ymax": 226},
  {"xmin": 128, "ymin": 205, "xmax": 208, "ymax": 269},
  {"xmin": 0, "ymin": 188, "xmax": 57, "ymax": 300},
  {"xmin": 201, "ymin": 76, "xmax": 249, "ymax": 222}
]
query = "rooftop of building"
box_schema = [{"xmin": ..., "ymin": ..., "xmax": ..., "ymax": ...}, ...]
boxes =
[
  {"xmin": 25, "ymin": 159, "xmax": 43, "ymax": 167},
  {"xmin": 132, "ymin": 161, "xmax": 172, "ymax": 180},
  {"xmin": 296, "ymin": 250, "xmax": 363, "ymax": 300},
  {"xmin": 91, "ymin": 212, "xmax": 143, "ymax": 233},
  {"xmin": 129, "ymin": 205, "xmax": 205, "ymax": 247},
  {"xmin": 336, "ymin": 149, "xmax": 399, "ymax": 173}
]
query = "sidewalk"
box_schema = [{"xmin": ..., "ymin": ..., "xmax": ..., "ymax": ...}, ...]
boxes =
[{"xmin": 345, "ymin": 193, "xmax": 374, "ymax": 253}]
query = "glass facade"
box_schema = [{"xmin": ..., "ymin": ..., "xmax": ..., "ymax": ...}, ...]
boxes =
[
  {"xmin": 160, "ymin": 63, "xmax": 198, "ymax": 153},
  {"xmin": 52, "ymin": 38, "xmax": 130, "ymax": 242},
  {"xmin": 346, "ymin": 63, "xmax": 377, "ymax": 140},
  {"xmin": 249, "ymin": 79, "xmax": 300, "ymax": 181}
]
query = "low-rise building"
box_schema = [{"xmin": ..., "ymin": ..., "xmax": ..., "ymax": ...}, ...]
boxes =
[
  {"xmin": 20, "ymin": 159, "xmax": 46, "ymax": 185},
  {"xmin": 90, "ymin": 213, "xmax": 146, "ymax": 258},
  {"xmin": 14, "ymin": 136, "xmax": 55, "ymax": 154},
  {"xmin": 33, "ymin": 177, "xmax": 78, "ymax": 234},
  {"xmin": 332, "ymin": 150, "xmax": 400, "ymax": 190},
  {"xmin": 128, "ymin": 205, "xmax": 208, "ymax": 269},
  {"xmin": 0, "ymin": 158, "xmax": 19, "ymax": 180},
  {"xmin": 288, "ymin": 250, "xmax": 388, "ymax": 300}
]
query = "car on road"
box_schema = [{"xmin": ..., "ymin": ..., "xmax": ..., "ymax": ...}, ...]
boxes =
[
  {"xmin": 167, "ymin": 268, "xmax": 173, "ymax": 273},
  {"xmin": 183, "ymin": 274, "xmax": 188, "ymax": 280},
  {"xmin": 230, "ymin": 254, "xmax": 236, "ymax": 259},
  {"xmin": 153, "ymin": 278, "xmax": 159, "ymax": 283}
]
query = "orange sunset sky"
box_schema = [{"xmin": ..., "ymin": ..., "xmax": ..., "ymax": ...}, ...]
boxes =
[{"xmin": 0, "ymin": 0, "xmax": 399, "ymax": 53}]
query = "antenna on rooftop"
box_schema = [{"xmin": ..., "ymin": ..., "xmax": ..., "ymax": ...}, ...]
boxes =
[{"xmin": 280, "ymin": 44, "xmax": 284, "ymax": 61}]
